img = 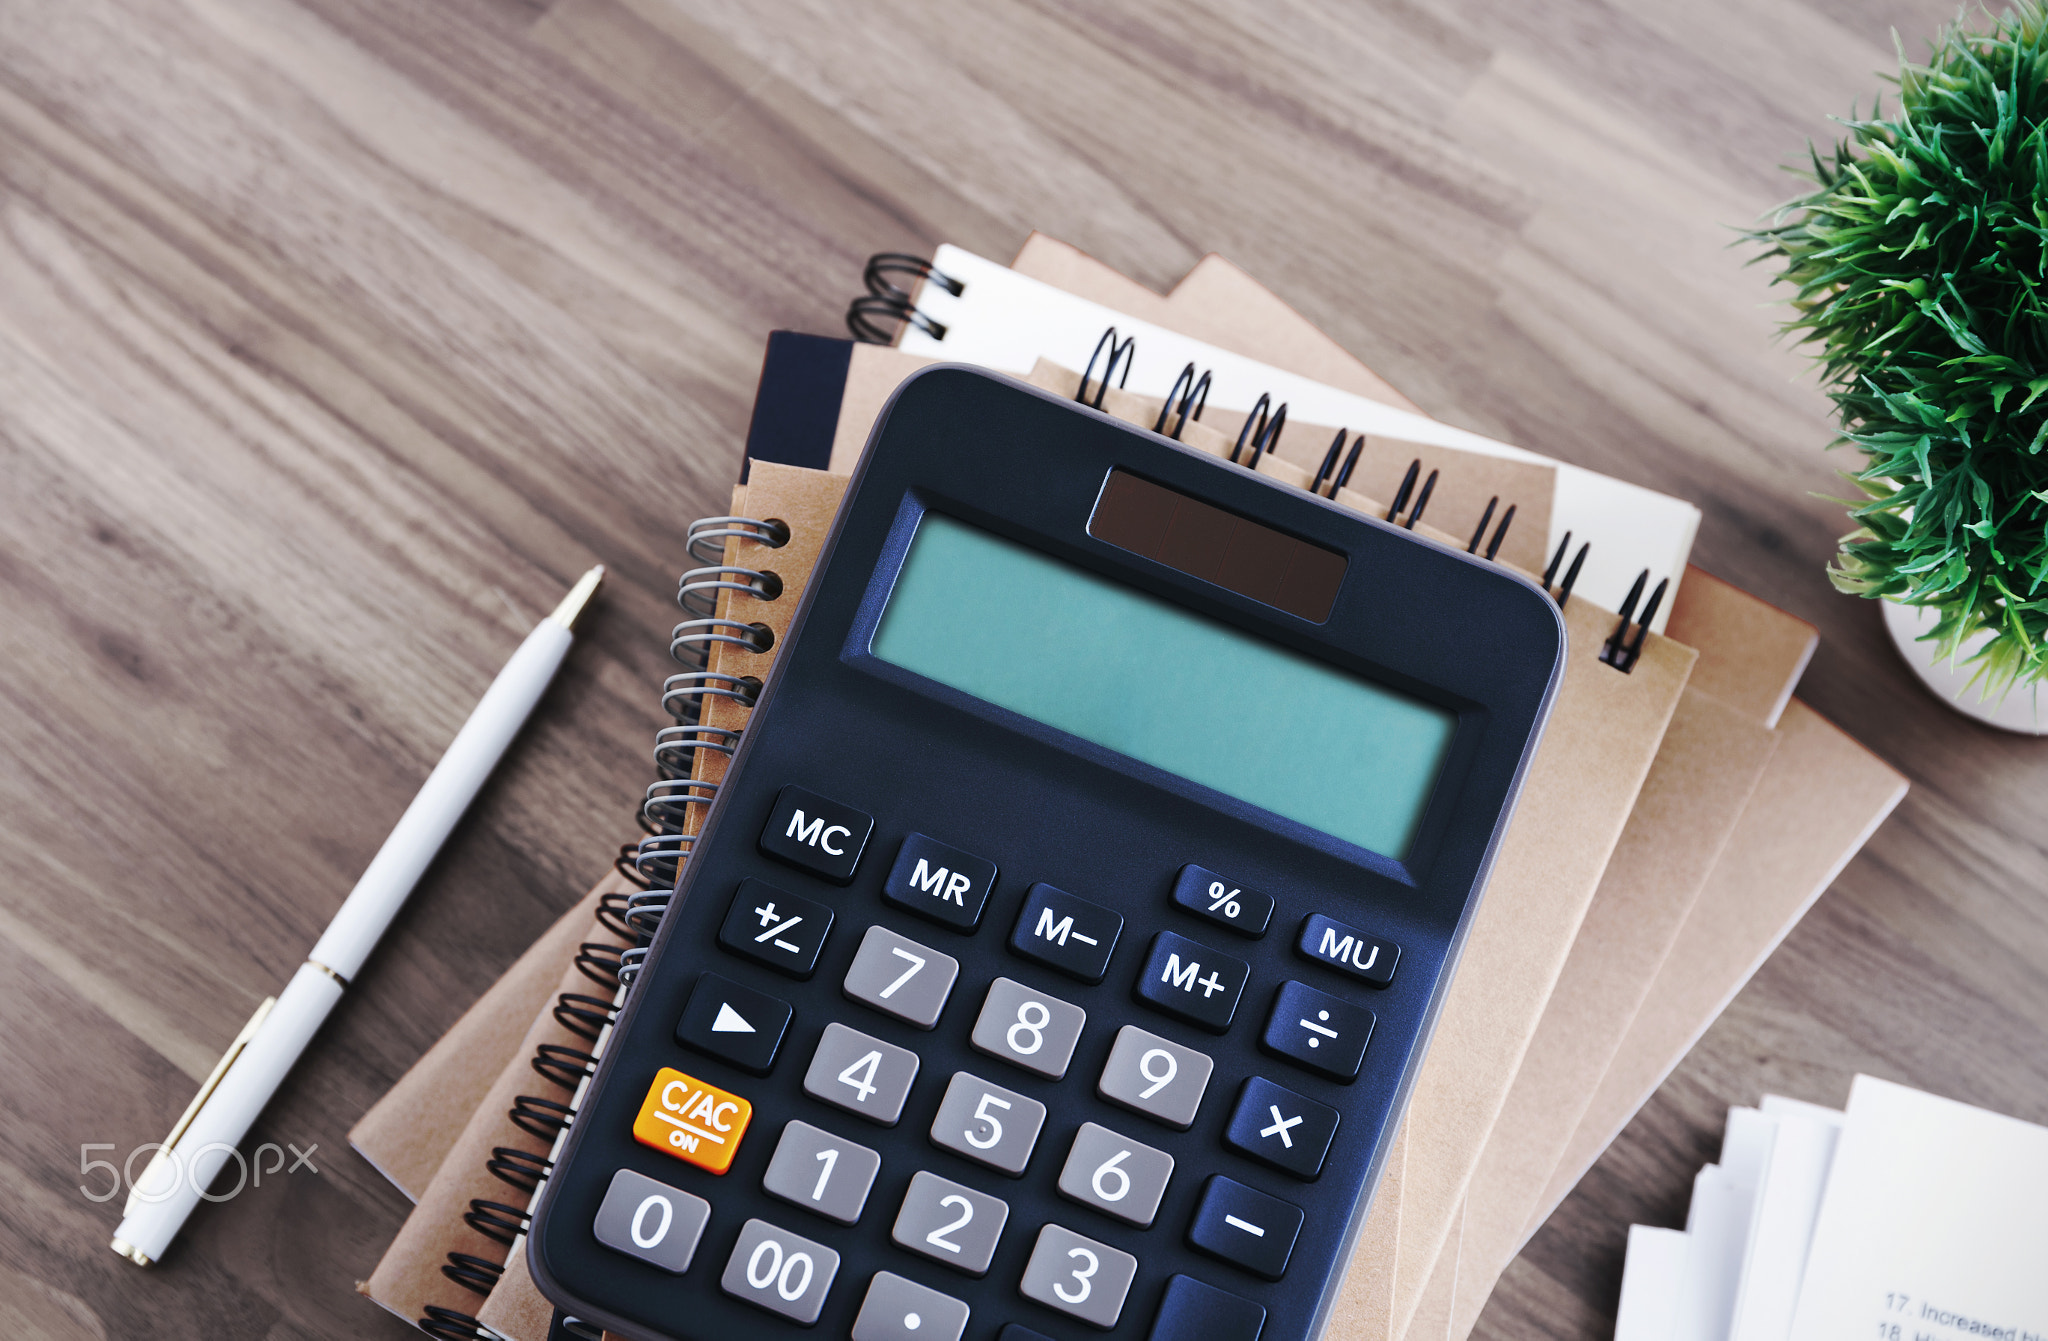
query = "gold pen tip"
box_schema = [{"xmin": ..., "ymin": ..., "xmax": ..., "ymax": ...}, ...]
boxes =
[
  {"xmin": 547, "ymin": 565, "xmax": 605, "ymax": 631},
  {"xmin": 110, "ymin": 1237, "xmax": 153, "ymax": 1267}
]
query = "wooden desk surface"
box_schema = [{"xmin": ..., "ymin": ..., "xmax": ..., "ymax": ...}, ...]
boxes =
[{"xmin": 3, "ymin": 1, "xmax": 2042, "ymax": 1337}]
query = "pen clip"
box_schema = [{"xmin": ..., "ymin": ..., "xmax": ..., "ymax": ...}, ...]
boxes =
[{"xmin": 127, "ymin": 995, "xmax": 276, "ymax": 1209}]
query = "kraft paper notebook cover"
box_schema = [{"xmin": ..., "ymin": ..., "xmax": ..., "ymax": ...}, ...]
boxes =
[{"xmin": 1534, "ymin": 699, "xmax": 1909, "ymax": 1234}]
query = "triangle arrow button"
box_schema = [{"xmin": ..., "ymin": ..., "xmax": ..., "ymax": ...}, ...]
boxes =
[{"xmin": 711, "ymin": 1002, "xmax": 756, "ymax": 1034}]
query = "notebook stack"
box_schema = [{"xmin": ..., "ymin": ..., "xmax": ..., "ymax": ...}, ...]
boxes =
[{"xmin": 347, "ymin": 234, "xmax": 1908, "ymax": 1341}]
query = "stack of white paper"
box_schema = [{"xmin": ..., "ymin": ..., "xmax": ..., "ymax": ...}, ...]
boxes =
[{"xmin": 1614, "ymin": 1076, "xmax": 2048, "ymax": 1341}]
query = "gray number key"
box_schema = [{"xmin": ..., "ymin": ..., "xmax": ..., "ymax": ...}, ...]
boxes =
[
  {"xmin": 1056, "ymin": 1122, "xmax": 1174, "ymax": 1227},
  {"xmin": 970, "ymin": 977, "xmax": 1086, "ymax": 1080},
  {"xmin": 843, "ymin": 925, "xmax": 959, "ymax": 1030},
  {"xmin": 592, "ymin": 1167, "xmax": 711, "ymax": 1273},
  {"xmin": 891, "ymin": 1170, "xmax": 1010, "ymax": 1276},
  {"xmin": 1096, "ymin": 1025, "xmax": 1214, "ymax": 1130},
  {"xmin": 928, "ymin": 1070, "xmax": 1046, "ymax": 1176},
  {"xmin": 761, "ymin": 1120, "xmax": 882, "ymax": 1225},
  {"xmin": 852, "ymin": 1271, "xmax": 971, "ymax": 1341},
  {"xmin": 804, "ymin": 1022, "xmax": 920, "ymax": 1125},
  {"xmin": 720, "ymin": 1217, "xmax": 840, "ymax": 1324},
  {"xmin": 1018, "ymin": 1222, "xmax": 1138, "ymax": 1329}
]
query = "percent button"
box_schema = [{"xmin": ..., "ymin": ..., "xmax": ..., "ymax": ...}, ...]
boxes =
[{"xmin": 1171, "ymin": 865, "xmax": 1272, "ymax": 937}]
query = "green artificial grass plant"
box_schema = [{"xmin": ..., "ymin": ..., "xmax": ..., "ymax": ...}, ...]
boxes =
[{"xmin": 1749, "ymin": 3, "xmax": 2048, "ymax": 689}]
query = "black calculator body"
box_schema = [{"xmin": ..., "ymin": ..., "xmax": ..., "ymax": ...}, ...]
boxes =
[{"xmin": 531, "ymin": 367, "xmax": 1563, "ymax": 1341}]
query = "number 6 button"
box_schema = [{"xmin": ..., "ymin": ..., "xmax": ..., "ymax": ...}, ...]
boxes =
[
  {"xmin": 971, "ymin": 978, "xmax": 1086, "ymax": 1080},
  {"xmin": 1019, "ymin": 1223, "xmax": 1138, "ymax": 1329},
  {"xmin": 930, "ymin": 1071, "xmax": 1046, "ymax": 1175},
  {"xmin": 1056, "ymin": 1122, "xmax": 1173, "ymax": 1227}
]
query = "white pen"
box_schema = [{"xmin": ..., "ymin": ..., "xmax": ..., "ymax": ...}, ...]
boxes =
[{"xmin": 111, "ymin": 565, "xmax": 605, "ymax": 1266}]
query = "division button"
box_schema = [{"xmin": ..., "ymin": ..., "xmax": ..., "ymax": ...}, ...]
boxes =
[
  {"xmin": 761, "ymin": 1120, "xmax": 882, "ymax": 1226},
  {"xmin": 891, "ymin": 1170, "xmax": 1011, "ymax": 1276},
  {"xmin": 1260, "ymin": 981, "xmax": 1374, "ymax": 1081},
  {"xmin": 803, "ymin": 1022, "xmax": 921, "ymax": 1126},
  {"xmin": 717, "ymin": 878, "xmax": 835, "ymax": 979},
  {"xmin": 1096, "ymin": 1026, "xmax": 1214, "ymax": 1131},
  {"xmin": 843, "ymin": 924, "xmax": 961, "ymax": 1030},
  {"xmin": 1147, "ymin": 1274, "xmax": 1267, "ymax": 1341},
  {"xmin": 758, "ymin": 785, "xmax": 873, "ymax": 884},
  {"xmin": 1186, "ymin": 1176, "xmax": 1304, "ymax": 1281},
  {"xmin": 720, "ymin": 1217, "xmax": 841, "ymax": 1324},
  {"xmin": 1171, "ymin": 865, "xmax": 1273, "ymax": 937},
  {"xmin": 674, "ymin": 971, "xmax": 792, "ymax": 1076},
  {"xmin": 882, "ymin": 833, "xmax": 999, "ymax": 931},
  {"xmin": 1224, "ymin": 1077, "xmax": 1341, "ymax": 1179},
  {"xmin": 929, "ymin": 1071, "xmax": 1047, "ymax": 1176},
  {"xmin": 591, "ymin": 1168, "xmax": 711, "ymax": 1273},
  {"xmin": 852, "ymin": 1271, "xmax": 972, "ymax": 1341},
  {"xmin": 1134, "ymin": 931, "xmax": 1249, "ymax": 1033},
  {"xmin": 1008, "ymin": 883, "xmax": 1122, "ymax": 983},
  {"xmin": 1295, "ymin": 913, "xmax": 1399, "ymax": 987},
  {"xmin": 1056, "ymin": 1122, "xmax": 1174, "ymax": 1228},
  {"xmin": 970, "ymin": 977, "xmax": 1087, "ymax": 1080},
  {"xmin": 631, "ymin": 1067, "xmax": 753, "ymax": 1175},
  {"xmin": 1018, "ymin": 1222, "xmax": 1139, "ymax": 1330}
]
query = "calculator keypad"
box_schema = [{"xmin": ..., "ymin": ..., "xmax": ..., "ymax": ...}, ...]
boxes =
[
  {"xmin": 804, "ymin": 1023, "xmax": 920, "ymax": 1125},
  {"xmin": 1150, "ymin": 1275, "xmax": 1266, "ymax": 1341},
  {"xmin": 1135, "ymin": 931, "xmax": 1249, "ymax": 1033},
  {"xmin": 1019, "ymin": 1222, "xmax": 1139, "ymax": 1329},
  {"xmin": 1056, "ymin": 1122, "xmax": 1174, "ymax": 1227},
  {"xmin": 761, "ymin": 1119, "xmax": 881, "ymax": 1225},
  {"xmin": 1295, "ymin": 913, "xmax": 1399, "ymax": 987},
  {"xmin": 1008, "ymin": 883, "xmax": 1122, "ymax": 983},
  {"xmin": 1171, "ymin": 865, "xmax": 1273, "ymax": 938},
  {"xmin": 631, "ymin": 1067, "xmax": 753, "ymax": 1175},
  {"xmin": 592, "ymin": 1168, "xmax": 710, "ymax": 1273},
  {"xmin": 842, "ymin": 925, "xmax": 959, "ymax": 1029},
  {"xmin": 970, "ymin": 977, "xmax": 1086, "ymax": 1080},
  {"xmin": 1097, "ymin": 1026, "xmax": 1213, "ymax": 1130},
  {"xmin": 1224, "ymin": 1078, "xmax": 1340, "ymax": 1180},
  {"xmin": 721, "ymin": 1217, "xmax": 840, "ymax": 1323},
  {"xmin": 853, "ymin": 1271, "xmax": 972, "ymax": 1341},
  {"xmin": 891, "ymin": 1170, "xmax": 1010, "ymax": 1275},
  {"xmin": 758, "ymin": 786, "xmax": 872, "ymax": 884},
  {"xmin": 929, "ymin": 1071, "xmax": 1046, "ymax": 1176}
]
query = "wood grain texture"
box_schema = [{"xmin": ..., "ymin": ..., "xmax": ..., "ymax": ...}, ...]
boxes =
[{"xmin": 0, "ymin": 1, "xmax": 2040, "ymax": 1338}]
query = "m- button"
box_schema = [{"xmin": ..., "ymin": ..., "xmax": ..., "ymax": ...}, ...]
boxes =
[{"xmin": 759, "ymin": 786, "xmax": 873, "ymax": 884}]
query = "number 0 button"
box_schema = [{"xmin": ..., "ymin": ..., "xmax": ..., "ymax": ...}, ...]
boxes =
[
  {"xmin": 971, "ymin": 977, "xmax": 1086, "ymax": 1080},
  {"xmin": 721, "ymin": 1218, "xmax": 840, "ymax": 1324},
  {"xmin": 929, "ymin": 1071, "xmax": 1046, "ymax": 1176},
  {"xmin": 1019, "ymin": 1223, "xmax": 1138, "ymax": 1330},
  {"xmin": 592, "ymin": 1168, "xmax": 710, "ymax": 1273},
  {"xmin": 804, "ymin": 1023, "xmax": 920, "ymax": 1125}
]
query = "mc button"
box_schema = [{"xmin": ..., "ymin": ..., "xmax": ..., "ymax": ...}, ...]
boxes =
[{"xmin": 759, "ymin": 785, "xmax": 872, "ymax": 884}]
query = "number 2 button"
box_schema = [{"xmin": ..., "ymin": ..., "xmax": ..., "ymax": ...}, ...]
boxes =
[
  {"xmin": 970, "ymin": 978, "xmax": 1085, "ymax": 1080},
  {"xmin": 804, "ymin": 1023, "xmax": 920, "ymax": 1126},
  {"xmin": 929, "ymin": 1071, "xmax": 1047, "ymax": 1176}
]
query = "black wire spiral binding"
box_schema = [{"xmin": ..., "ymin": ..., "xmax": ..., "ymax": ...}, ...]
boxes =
[
  {"xmin": 1600, "ymin": 572, "xmax": 1669, "ymax": 673},
  {"xmin": 486, "ymin": 1146, "xmax": 553, "ymax": 1195},
  {"xmin": 572, "ymin": 942, "xmax": 624, "ymax": 990},
  {"xmin": 1309, "ymin": 429, "xmax": 1365, "ymax": 499},
  {"xmin": 1232, "ymin": 394, "xmax": 1287, "ymax": 469},
  {"xmin": 551, "ymin": 993, "xmax": 617, "ymax": 1043},
  {"xmin": 1076, "ymin": 327, "xmax": 1135, "ymax": 409},
  {"xmin": 511, "ymin": 1093, "xmax": 578, "ymax": 1141},
  {"xmin": 846, "ymin": 253, "xmax": 962, "ymax": 344},
  {"xmin": 532, "ymin": 1043, "xmax": 598, "ymax": 1091},
  {"xmin": 463, "ymin": 1199, "xmax": 532, "ymax": 1247},
  {"xmin": 1152, "ymin": 362, "xmax": 1211, "ymax": 440},
  {"xmin": 1541, "ymin": 532, "xmax": 1592, "ymax": 609},
  {"xmin": 1383, "ymin": 460, "xmax": 1440, "ymax": 530},
  {"xmin": 441, "ymin": 1251, "xmax": 503, "ymax": 1297},
  {"xmin": 421, "ymin": 1304, "xmax": 499, "ymax": 1341},
  {"xmin": 1467, "ymin": 498, "xmax": 1518, "ymax": 560},
  {"xmin": 549, "ymin": 1313, "xmax": 605, "ymax": 1341}
]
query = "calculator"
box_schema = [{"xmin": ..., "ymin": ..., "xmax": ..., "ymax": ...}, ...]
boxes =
[{"xmin": 529, "ymin": 366, "xmax": 1564, "ymax": 1341}]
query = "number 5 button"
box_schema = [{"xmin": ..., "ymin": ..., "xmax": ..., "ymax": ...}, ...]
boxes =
[
  {"xmin": 930, "ymin": 1071, "xmax": 1046, "ymax": 1176},
  {"xmin": 1019, "ymin": 1223, "xmax": 1138, "ymax": 1329}
]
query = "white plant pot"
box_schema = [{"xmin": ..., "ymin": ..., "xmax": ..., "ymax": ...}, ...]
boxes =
[{"xmin": 1882, "ymin": 598, "xmax": 2048, "ymax": 734}]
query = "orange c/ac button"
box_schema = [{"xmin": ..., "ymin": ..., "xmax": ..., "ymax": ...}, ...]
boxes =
[{"xmin": 631, "ymin": 1067, "xmax": 753, "ymax": 1175}]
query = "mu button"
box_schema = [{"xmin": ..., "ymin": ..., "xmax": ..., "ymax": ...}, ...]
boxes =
[{"xmin": 633, "ymin": 1067, "xmax": 753, "ymax": 1175}]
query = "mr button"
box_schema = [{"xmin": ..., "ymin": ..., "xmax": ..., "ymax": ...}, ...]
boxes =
[
  {"xmin": 759, "ymin": 785, "xmax": 872, "ymax": 884},
  {"xmin": 883, "ymin": 833, "xmax": 997, "ymax": 931}
]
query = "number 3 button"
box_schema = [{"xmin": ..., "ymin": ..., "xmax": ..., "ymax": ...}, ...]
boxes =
[
  {"xmin": 929, "ymin": 1071, "xmax": 1047, "ymax": 1176},
  {"xmin": 1019, "ymin": 1223, "xmax": 1138, "ymax": 1330}
]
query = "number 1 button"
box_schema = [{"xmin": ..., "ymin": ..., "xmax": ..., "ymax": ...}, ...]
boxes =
[{"xmin": 762, "ymin": 1120, "xmax": 881, "ymax": 1225}]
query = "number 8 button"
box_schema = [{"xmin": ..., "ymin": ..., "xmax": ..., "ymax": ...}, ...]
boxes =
[{"xmin": 970, "ymin": 977, "xmax": 1086, "ymax": 1080}]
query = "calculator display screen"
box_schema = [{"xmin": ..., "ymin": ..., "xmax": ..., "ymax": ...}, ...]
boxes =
[{"xmin": 871, "ymin": 512, "xmax": 1456, "ymax": 859}]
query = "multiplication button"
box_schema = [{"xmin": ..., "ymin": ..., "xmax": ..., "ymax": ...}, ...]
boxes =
[
  {"xmin": 853, "ymin": 1272, "xmax": 972, "ymax": 1341},
  {"xmin": 720, "ymin": 1218, "xmax": 840, "ymax": 1324},
  {"xmin": 1225, "ymin": 1077, "xmax": 1340, "ymax": 1179},
  {"xmin": 1134, "ymin": 931, "xmax": 1248, "ymax": 1033},
  {"xmin": 1260, "ymin": 981, "xmax": 1373, "ymax": 1081}
]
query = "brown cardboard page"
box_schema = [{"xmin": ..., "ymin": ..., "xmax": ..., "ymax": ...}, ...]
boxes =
[
  {"xmin": 830, "ymin": 343, "xmax": 940, "ymax": 470},
  {"xmin": 1408, "ymin": 1199, "xmax": 1461, "ymax": 1341},
  {"xmin": 1384, "ymin": 599, "xmax": 1693, "ymax": 1337},
  {"xmin": 348, "ymin": 879, "xmax": 613, "ymax": 1201},
  {"xmin": 1530, "ymin": 698, "xmax": 1907, "ymax": 1233},
  {"xmin": 359, "ymin": 911, "xmax": 632, "ymax": 1326},
  {"xmin": 1330, "ymin": 1123, "xmax": 1404, "ymax": 1341},
  {"xmin": 1663, "ymin": 567, "xmax": 1818, "ymax": 729},
  {"xmin": 1011, "ymin": 233, "xmax": 1424, "ymax": 413},
  {"xmin": 1440, "ymin": 688, "xmax": 1779, "ymax": 1337},
  {"xmin": 477, "ymin": 1241, "xmax": 556, "ymax": 1341}
]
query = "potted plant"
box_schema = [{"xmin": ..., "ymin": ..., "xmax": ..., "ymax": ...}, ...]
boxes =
[{"xmin": 1750, "ymin": 3, "xmax": 2048, "ymax": 730}]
